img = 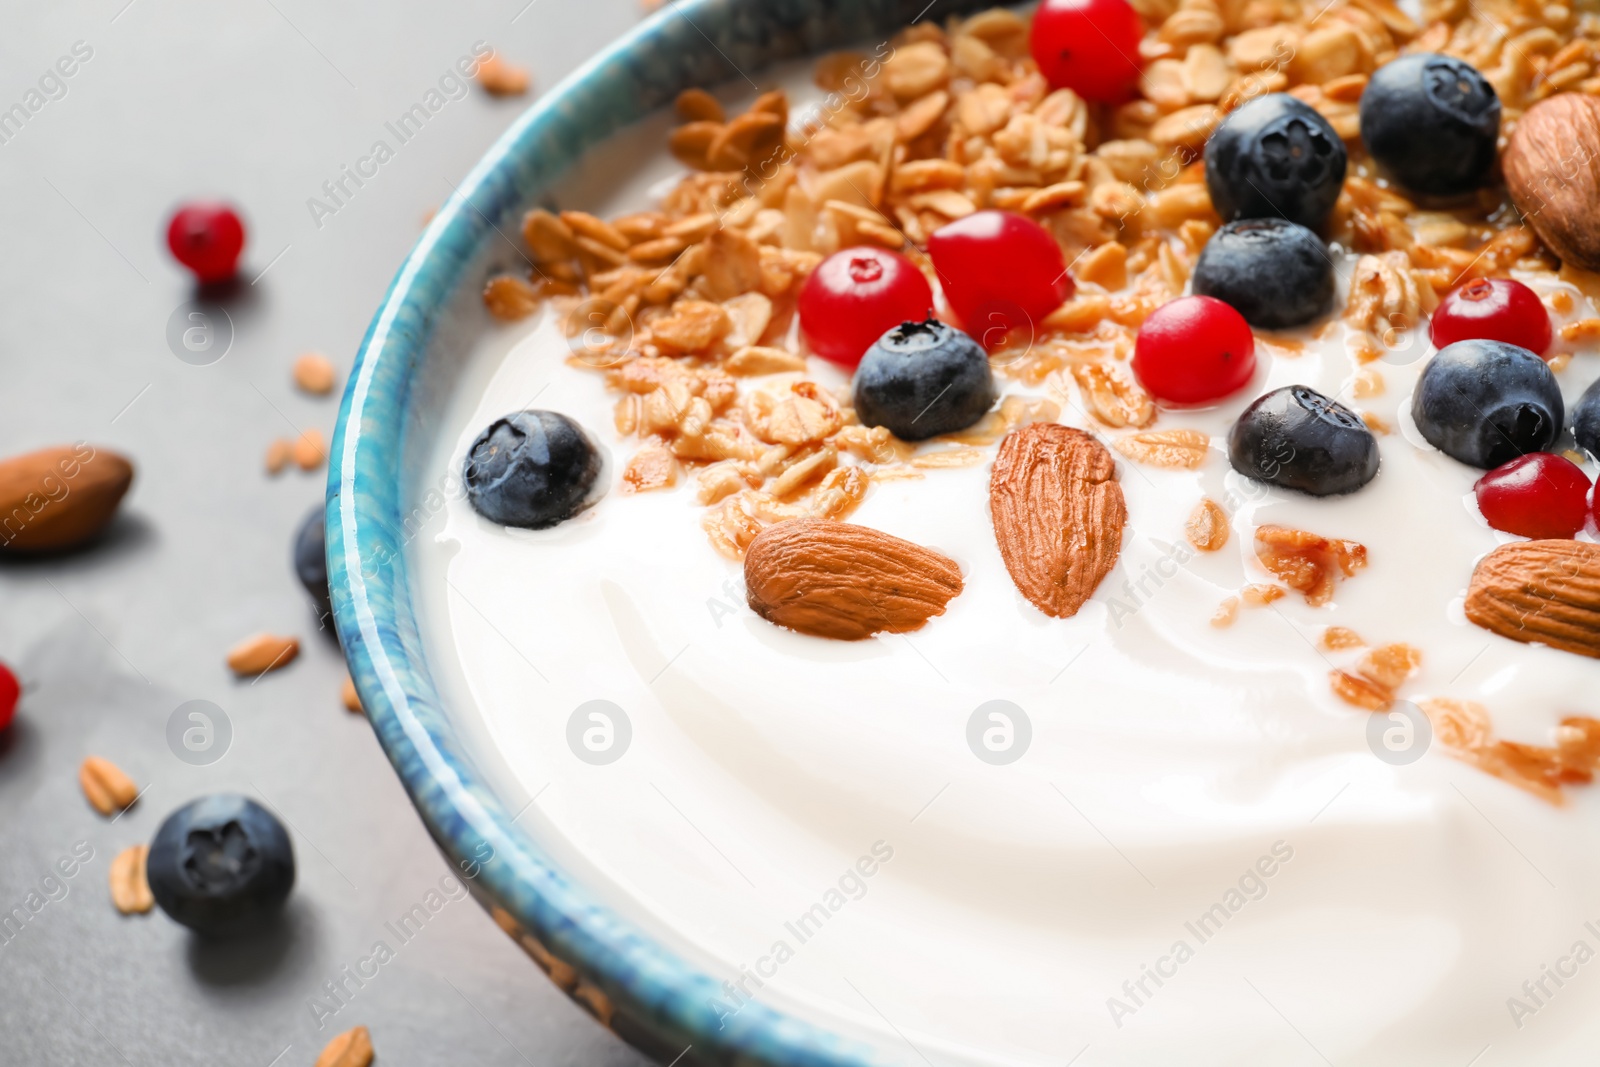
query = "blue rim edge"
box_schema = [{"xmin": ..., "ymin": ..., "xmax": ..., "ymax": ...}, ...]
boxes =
[{"xmin": 327, "ymin": 1, "xmax": 994, "ymax": 1063}]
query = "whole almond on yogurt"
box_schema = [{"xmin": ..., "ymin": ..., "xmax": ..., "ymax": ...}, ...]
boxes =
[
  {"xmin": 743, "ymin": 518, "xmax": 964, "ymax": 640},
  {"xmin": 0, "ymin": 444, "xmax": 133, "ymax": 553},
  {"xmin": 990, "ymin": 423, "xmax": 1127, "ymax": 619},
  {"xmin": 1504, "ymin": 94, "xmax": 1600, "ymax": 272},
  {"xmin": 80, "ymin": 756, "xmax": 139, "ymax": 816},
  {"xmin": 227, "ymin": 633, "xmax": 300, "ymax": 676},
  {"xmin": 1465, "ymin": 539, "xmax": 1600, "ymax": 658}
]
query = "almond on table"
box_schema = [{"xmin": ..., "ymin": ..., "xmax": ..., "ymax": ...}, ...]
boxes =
[
  {"xmin": 109, "ymin": 845, "xmax": 153, "ymax": 915},
  {"xmin": 314, "ymin": 1025, "xmax": 374, "ymax": 1067},
  {"xmin": 293, "ymin": 352, "xmax": 337, "ymax": 395},
  {"xmin": 226, "ymin": 633, "xmax": 300, "ymax": 676}
]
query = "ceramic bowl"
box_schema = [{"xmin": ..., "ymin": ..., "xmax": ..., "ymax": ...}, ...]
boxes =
[{"xmin": 327, "ymin": 2, "xmax": 990, "ymax": 1063}]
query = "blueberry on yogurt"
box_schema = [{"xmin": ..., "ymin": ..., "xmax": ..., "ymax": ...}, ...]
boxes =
[
  {"xmin": 1229, "ymin": 386, "xmax": 1380, "ymax": 496},
  {"xmin": 1191, "ymin": 218, "xmax": 1334, "ymax": 329},
  {"xmin": 464, "ymin": 411, "xmax": 603, "ymax": 528},
  {"xmin": 853, "ymin": 317, "xmax": 996, "ymax": 441},
  {"xmin": 1411, "ymin": 340, "xmax": 1562, "ymax": 469}
]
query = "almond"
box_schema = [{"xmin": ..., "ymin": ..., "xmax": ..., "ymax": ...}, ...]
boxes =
[
  {"xmin": 0, "ymin": 445, "xmax": 134, "ymax": 552},
  {"xmin": 341, "ymin": 672, "xmax": 363, "ymax": 713},
  {"xmin": 989, "ymin": 423, "xmax": 1127, "ymax": 619},
  {"xmin": 80, "ymin": 756, "xmax": 138, "ymax": 816},
  {"xmin": 1465, "ymin": 539, "xmax": 1600, "ymax": 658},
  {"xmin": 227, "ymin": 633, "xmax": 301, "ymax": 676},
  {"xmin": 315, "ymin": 1025, "xmax": 374, "ymax": 1067},
  {"xmin": 1504, "ymin": 94, "xmax": 1600, "ymax": 272},
  {"xmin": 743, "ymin": 518, "xmax": 964, "ymax": 640},
  {"xmin": 293, "ymin": 352, "xmax": 337, "ymax": 395},
  {"xmin": 109, "ymin": 845, "xmax": 153, "ymax": 915}
]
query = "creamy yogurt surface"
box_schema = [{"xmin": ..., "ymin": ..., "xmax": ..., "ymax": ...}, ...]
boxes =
[{"xmin": 409, "ymin": 76, "xmax": 1600, "ymax": 1067}]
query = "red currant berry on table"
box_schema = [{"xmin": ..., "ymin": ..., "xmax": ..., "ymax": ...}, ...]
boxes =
[
  {"xmin": 799, "ymin": 247, "xmax": 933, "ymax": 369},
  {"xmin": 1474, "ymin": 452, "xmax": 1590, "ymax": 540},
  {"xmin": 166, "ymin": 202, "xmax": 246, "ymax": 283},
  {"xmin": 0, "ymin": 661, "xmax": 18, "ymax": 733},
  {"xmin": 1132, "ymin": 295, "xmax": 1257, "ymax": 405},
  {"xmin": 1030, "ymin": 0, "xmax": 1145, "ymax": 102},
  {"xmin": 927, "ymin": 210, "xmax": 1072, "ymax": 345},
  {"xmin": 1430, "ymin": 277, "xmax": 1552, "ymax": 356}
]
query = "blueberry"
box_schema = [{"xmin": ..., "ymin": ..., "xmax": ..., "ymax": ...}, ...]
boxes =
[
  {"xmin": 1191, "ymin": 218, "xmax": 1334, "ymax": 329},
  {"xmin": 1229, "ymin": 386, "xmax": 1380, "ymax": 496},
  {"xmin": 292, "ymin": 505, "xmax": 331, "ymax": 625},
  {"xmin": 464, "ymin": 411, "xmax": 602, "ymax": 529},
  {"xmin": 1359, "ymin": 54, "xmax": 1500, "ymax": 197},
  {"xmin": 853, "ymin": 318, "xmax": 996, "ymax": 441},
  {"xmin": 1205, "ymin": 94, "xmax": 1347, "ymax": 231},
  {"xmin": 147, "ymin": 795, "xmax": 295, "ymax": 937},
  {"xmin": 1412, "ymin": 340, "xmax": 1562, "ymax": 469},
  {"xmin": 1573, "ymin": 377, "xmax": 1600, "ymax": 458}
]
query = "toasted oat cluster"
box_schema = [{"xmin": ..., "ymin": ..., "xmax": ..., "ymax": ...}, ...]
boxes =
[{"xmin": 484, "ymin": 0, "xmax": 1600, "ymax": 562}]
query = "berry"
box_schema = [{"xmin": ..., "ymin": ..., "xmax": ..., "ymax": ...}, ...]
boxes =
[
  {"xmin": 799, "ymin": 247, "xmax": 933, "ymax": 369},
  {"xmin": 1030, "ymin": 0, "xmax": 1144, "ymax": 103},
  {"xmin": 1191, "ymin": 218, "xmax": 1334, "ymax": 329},
  {"xmin": 1572, "ymin": 377, "xmax": 1600, "ymax": 458},
  {"xmin": 853, "ymin": 318, "xmax": 996, "ymax": 441},
  {"xmin": 147, "ymin": 795, "xmax": 295, "ymax": 937},
  {"xmin": 1474, "ymin": 453, "xmax": 1591, "ymax": 540},
  {"xmin": 927, "ymin": 211, "xmax": 1072, "ymax": 343},
  {"xmin": 1359, "ymin": 54, "xmax": 1500, "ymax": 197},
  {"xmin": 1412, "ymin": 340, "xmax": 1563, "ymax": 469},
  {"xmin": 166, "ymin": 202, "xmax": 246, "ymax": 283},
  {"xmin": 293, "ymin": 505, "xmax": 332, "ymax": 626},
  {"xmin": 0, "ymin": 662, "xmax": 17, "ymax": 733},
  {"xmin": 1229, "ymin": 386, "xmax": 1380, "ymax": 496},
  {"xmin": 464, "ymin": 411, "xmax": 603, "ymax": 529},
  {"xmin": 1429, "ymin": 278, "xmax": 1552, "ymax": 355},
  {"xmin": 1204, "ymin": 94, "xmax": 1347, "ymax": 231},
  {"xmin": 1132, "ymin": 295, "xmax": 1257, "ymax": 405}
]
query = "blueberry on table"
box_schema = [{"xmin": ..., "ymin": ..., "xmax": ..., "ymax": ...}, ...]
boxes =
[
  {"xmin": 1191, "ymin": 218, "xmax": 1334, "ymax": 329},
  {"xmin": 1411, "ymin": 340, "xmax": 1562, "ymax": 469},
  {"xmin": 1204, "ymin": 94, "xmax": 1347, "ymax": 231},
  {"xmin": 293, "ymin": 505, "xmax": 331, "ymax": 624},
  {"xmin": 1360, "ymin": 54, "xmax": 1501, "ymax": 197},
  {"xmin": 464, "ymin": 411, "xmax": 603, "ymax": 528},
  {"xmin": 1573, "ymin": 377, "xmax": 1600, "ymax": 458},
  {"xmin": 147, "ymin": 795, "xmax": 295, "ymax": 936},
  {"xmin": 1229, "ymin": 386, "xmax": 1380, "ymax": 496},
  {"xmin": 852, "ymin": 318, "xmax": 996, "ymax": 441}
]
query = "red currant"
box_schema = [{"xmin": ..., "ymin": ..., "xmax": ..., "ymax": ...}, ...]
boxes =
[
  {"xmin": 799, "ymin": 247, "xmax": 933, "ymax": 368},
  {"xmin": 0, "ymin": 661, "xmax": 17, "ymax": 733},
  {"xmin": 927, "ymin": 211, "xmax": 1072, "ymax": 345},
  {"xmin": 166, "ymin": 202, "xmax": 246, "ymax": 283},
  {"xmin": 1474, "ymin": 452, "xmax": 1590, "ymax": 539},
  {"xmin": 1132, "ymin": 295, "xmax": 1257, "ymax": 405},
  {"xmin": 1430, "ymin": 278, "xmax": 1552, "ymax": 356},
  {"xmin": 1030, "ymin": 0, "xmax": 1145, "ymax": 103}
]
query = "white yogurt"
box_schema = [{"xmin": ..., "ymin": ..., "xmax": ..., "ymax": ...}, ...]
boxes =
[{"xmin": 410, "ymin": 78, "xmax": 1600, "ymax": 1067}]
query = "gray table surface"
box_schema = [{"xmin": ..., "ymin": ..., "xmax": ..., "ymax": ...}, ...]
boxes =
[{"xmin": 0, "ymin": 2, "xmax": 659, "ymax": 1063}]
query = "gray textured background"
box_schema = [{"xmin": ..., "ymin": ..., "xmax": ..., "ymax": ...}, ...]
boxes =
[{"xmin": 0, "ymin": 2, "xmax": 656, "ymax": 1063}]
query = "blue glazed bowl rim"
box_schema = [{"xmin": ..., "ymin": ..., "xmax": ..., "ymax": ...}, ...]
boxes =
[{"xmin": 324, "ymin": 3, "xmax": 917, "ymax": 1064}]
